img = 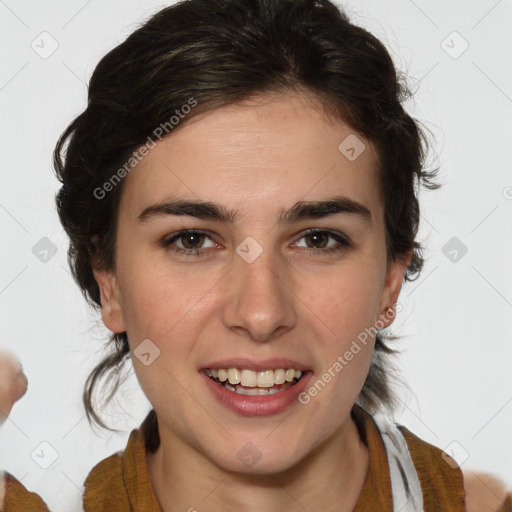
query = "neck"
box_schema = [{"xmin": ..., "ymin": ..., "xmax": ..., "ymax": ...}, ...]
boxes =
[{"xmin": 147, "ymin": 411, "xmax": 369, "ymax": 512}]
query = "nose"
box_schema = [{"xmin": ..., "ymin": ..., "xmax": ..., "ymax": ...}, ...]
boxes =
[{"xmin": 222, "ymin": 242, "xmax": 297, "ymax": 342}]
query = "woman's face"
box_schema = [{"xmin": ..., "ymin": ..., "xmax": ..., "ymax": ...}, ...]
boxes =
[{"xmin": 94, "ymin": 92, "xmax": 407, "ymax": 473}]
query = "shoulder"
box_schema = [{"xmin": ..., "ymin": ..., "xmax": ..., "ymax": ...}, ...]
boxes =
[
  {"xmin": 398, "ymin": 426, "xmax": 512, "ymax": 512},
  {"xmin": 82, "ymin": 421, "xmax": 153, "ymax": 512},
  {"xmin": 1, "ymin": 471, "xmax": 51, "ymax": 511},
  {"xmin": 83, "ymin": 410, "xmax": 158, "ymax": 511},
  {"xmin": 83, "ymin": 448, "xmax": 124, "ymax": 488},
  {"xmin": 399, "ymin": 426, "xmax": 512, "ymax": 512},
  {"xmin": 83, "ymin": 449, "xmax": 131, "ymax": 511},
  {"xmin": 397, "ymin": 425, "xmax": 466, "ymax": 511}
]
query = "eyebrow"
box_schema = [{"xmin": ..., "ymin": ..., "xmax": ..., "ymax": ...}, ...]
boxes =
[{"xmin": 137, "ymin": 195, "xmax": 372, "ymax": 225}]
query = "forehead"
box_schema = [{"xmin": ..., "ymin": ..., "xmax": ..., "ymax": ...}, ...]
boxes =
[{"xmin": 119, "ymin": 92, "xmax": 382, "ymax": 222}]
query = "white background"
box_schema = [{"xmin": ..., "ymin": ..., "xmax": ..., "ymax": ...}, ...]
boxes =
[{"xmin": 1, "ymin": 0, "xmax": 511, "ymax": 510}]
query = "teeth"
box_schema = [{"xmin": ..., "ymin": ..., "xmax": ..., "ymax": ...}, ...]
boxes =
[
  {"xmin": 274, "ymin": 369, "xmax": 286, "ymax": 384},
  {"xmin": 257, "ymin": 370, "xmax": 275, "ymax": 388},
  {"xmin": 227, "ymin": 368, "xmax": 240, "ymax": 385},
  {"xmin": 232, "ymin": 382, "xmax": 294, "ymax": 395},
  {"xmin": 240, "ymin": 369, "xmax": 257, "ymax": 387},
  {"xmin": 285, "ymin": 369, "xmax": 296, "ymax": 382},
  {"xmin": 236, "ymin": 386, "xmax": 259, "ymax": 396},
  {"xmin": 206, "ymin": 367, "xmax": 305, "ymax": 388}
]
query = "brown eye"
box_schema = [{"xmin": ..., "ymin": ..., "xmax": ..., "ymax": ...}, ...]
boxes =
[
  {"xmin": 179, "ymin": 232, "xmax": 207, "ymax": 250},
  {"xmin": 304, "ymin": 231, "xmax": 329, "ymax": 249},
  {"xmin": 294, "ymin": 229, "xmax": 350, "ymax": 255},
  {"xmin": 162, "ymin": 230, "xmax": 216, "ymax": 256}
]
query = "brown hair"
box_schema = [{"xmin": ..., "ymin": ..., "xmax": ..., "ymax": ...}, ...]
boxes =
[{"xmin": 54, "ymin": 0, "xmax": 439, "ymax": 432}]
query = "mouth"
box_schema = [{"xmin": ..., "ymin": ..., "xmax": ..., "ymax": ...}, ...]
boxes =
[{"xmin": 203, "ymin": 367, "xmax": 307, "ymax": 396}]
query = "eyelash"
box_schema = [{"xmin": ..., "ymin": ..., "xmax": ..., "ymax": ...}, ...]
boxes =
[{"xmin": 161, "ymin": 229, "xmax": 351, "ymax": 257}]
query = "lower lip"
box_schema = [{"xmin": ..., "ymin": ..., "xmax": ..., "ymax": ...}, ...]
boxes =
[{"xmin": 201, "ymin": 371, "xmax": 313, "ymax": 417}]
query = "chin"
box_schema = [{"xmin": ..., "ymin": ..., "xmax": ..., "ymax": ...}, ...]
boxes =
[{"xmin": 203, "ymin": 433, "xmax": 313, "ymax": 476}]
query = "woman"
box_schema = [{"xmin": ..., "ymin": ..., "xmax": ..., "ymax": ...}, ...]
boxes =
[{"xmin": 1, "ymin": 0, "xmax": 510, "ymax": 510}]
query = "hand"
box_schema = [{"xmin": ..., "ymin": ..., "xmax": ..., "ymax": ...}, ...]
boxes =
[
  {"xmin": 463, "ymin": 470, "xmax": 511, "ymax": 512},
  {"xmin": 0, "ymin": 349, "xmax": 28, "ymax": 424},
  {"xmin": 0, "ymin": 348, "xmax": 28, "ymax": 509}
]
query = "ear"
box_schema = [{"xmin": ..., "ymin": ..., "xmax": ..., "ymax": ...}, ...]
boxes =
[
  {"xmin": 376, "ymin": 250, "xmax": 412, "ymax": 328},
  {"xmin": 93, "ymin": 266, "xmax": 126, "ymax": 333},
  {"xmin": 90, "ymin": 235, "xmax": 125, "ymax": 333}
]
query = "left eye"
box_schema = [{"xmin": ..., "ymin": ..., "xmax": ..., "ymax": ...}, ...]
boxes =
[
  {"xmin": 162, "ymin": 230, "xmax": 216, "ymax": 256},
  {"xmin": 294, "ymin": 229, "xmax": 350, "ymax": 253},
  {"xmin": 161, "ymin": 229, "xmax": 350, "ymax": 257}
]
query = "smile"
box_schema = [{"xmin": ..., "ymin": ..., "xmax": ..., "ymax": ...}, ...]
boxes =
[{"xmin": 205, "ymin": 368, "xmax": 304, "ymax": 396}]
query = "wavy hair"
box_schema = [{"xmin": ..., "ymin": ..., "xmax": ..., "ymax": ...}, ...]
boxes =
[{"xmin": 54, "ymin": 0, "xmax": 439, "ymax": 431}]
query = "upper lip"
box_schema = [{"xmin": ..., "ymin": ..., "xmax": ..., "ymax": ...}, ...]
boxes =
[{"xmin": 201, "ymin": 358, "xmax": 311, "ymax": 372}]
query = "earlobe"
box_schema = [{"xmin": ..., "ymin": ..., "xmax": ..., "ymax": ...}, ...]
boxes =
[{"xmin": 92, "ymin": 267, "xmax": 126, "ymax": 333}]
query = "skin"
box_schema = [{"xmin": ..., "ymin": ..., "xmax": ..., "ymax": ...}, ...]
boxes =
[
  {"xmin": 1, "ymin": 355, "xmax": 509, "ymax": 512},
  {"xmin": 0, "ymin": 92, "xmax": 509, "ymax": 510},
  {"xmin": 93, "ymin": 91, "xmax": 408, "ymax": 511},
  {"xmin": 0, "ymin": 350, "xmax": 28, "ymax": 423},
  {"xmin": 464, "ymin": 472, "xmax": 511, "ymax": 512},
  {"xmin": 0, "ymin": 349, "xmax": 29, "ymax": 508}
]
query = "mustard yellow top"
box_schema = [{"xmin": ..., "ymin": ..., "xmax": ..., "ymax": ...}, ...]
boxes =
[{"xmin": 3, "ymin": 405, "xmax": 511, "ymax": 511}]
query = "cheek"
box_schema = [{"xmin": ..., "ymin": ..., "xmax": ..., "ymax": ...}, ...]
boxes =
[
  {"xmin": 118, "ymin": 280, "xmax": 171, "ymax": 342},
  {"xmin": 117, "ymin": 252, "xmax": 205, "ymax": 343},
  {"xmin": 300, "ymin": 257, "xmax": 382, "ymax": 396},
  {"xmin": 301, "ymin": 258, "xmax": 382, "ymax": 337}
]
